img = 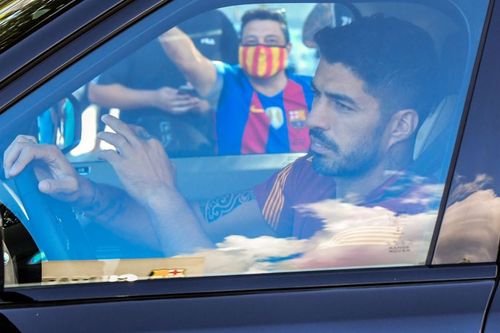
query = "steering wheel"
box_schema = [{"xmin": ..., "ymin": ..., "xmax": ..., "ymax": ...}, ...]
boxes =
[{"xmin": 12, "ymin": 165, "xmax": 95, "ymax": 260}]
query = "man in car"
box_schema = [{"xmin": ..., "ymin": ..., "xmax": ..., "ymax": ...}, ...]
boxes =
[
  {"xmin": 3, "ymin": 16, "xmax": 438, "ymax": 257},
  {"xmin": 159, "ymin": 8, "xmax": 313, "ymax": 155}
]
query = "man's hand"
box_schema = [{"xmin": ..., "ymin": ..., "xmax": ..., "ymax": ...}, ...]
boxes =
[
  {"xmin": 192, "ymin": 98, "xmax": 212, "ymax": 113},
  {"xmin": 97, "ymin": 115, "xmax": 178, "ymax": 209},
  {"xmin": 97, "ymin": 115, "xmax": 214, "ymax": 255},
  {"xmin": 152, "ymin": 87, "xmax": 201, "ymax": 114},
  {"xmin": 3, "ymin": 135, "xmax": 94, "ymax": 204}
]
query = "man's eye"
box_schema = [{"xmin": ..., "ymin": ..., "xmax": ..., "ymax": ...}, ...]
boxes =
[
  {"xmin": 334, "ymin": 100, "xmax": 354, "ymax": 112},
  {"xmin": 242, "ymin": 40, "xmax": 258, "ymax": 46},
  {"xmin": 263, "ymin": 37, "xmax": 283, "ymax": 46}
]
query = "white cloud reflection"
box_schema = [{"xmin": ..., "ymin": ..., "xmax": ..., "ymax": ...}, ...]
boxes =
[
  {"xmin": 400, "ymin": 184, "xmax": 444, "ymax": 206},
  {"xmin": 187, "ymin": 199, "xmax": 439, "ymax": 275},
  {"xmin": 449, "ymin": 173, "xmax": 493, "ymax": 203},
  {"xmin": 434, "ymin": 189, "xmax": 500, "ymax": 264},
  {"xmin": 185, "ymin": 175, "xmax": 500, "ymax": 273}
]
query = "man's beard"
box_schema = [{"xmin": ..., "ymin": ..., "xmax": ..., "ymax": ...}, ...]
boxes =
[{"xmin": 310, "ymin": 128, "xmax": 383, "ymax": 178}]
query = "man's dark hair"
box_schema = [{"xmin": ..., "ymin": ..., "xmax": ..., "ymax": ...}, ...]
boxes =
[
  {"xmin": 315, "ymin": 16, "xmax": 439, "ymax": 121},
  {"xmin": 241, "ymin": 8, "xmax": 290, "ymax": 44}
]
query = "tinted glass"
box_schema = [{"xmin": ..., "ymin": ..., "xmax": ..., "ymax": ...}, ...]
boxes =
[
  {"xmin": 433, "ymin": 0, "xmax": 500, "ymax": 264},
  {"xmin": 0, "ymin": 1, "xmax": 489, "ymax": 287}
]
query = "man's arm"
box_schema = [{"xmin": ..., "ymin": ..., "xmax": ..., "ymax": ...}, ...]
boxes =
[
  {"xmin": 195, "ymin": 190, "xmax": 276, "ymax": 243},
  {"xmin": 94, "ymin": 186, "xmax": 274, "ymax": 255},
  {"xmin": 89, "ymin": 185, "xmax": 273, "ymax": 255},
  {"xmin": 97, "ymin": 115, "xmax": 275, "ymax": 256},
  {"xmin": 158, "ymin": 28, "xmax": 218, "ymax": 98},
  {"xmin": 3, "ymin": 131, "xmax": 273, "ymax": 257},
  {"xmin": 88, "ymin": 83, "xmax": 157, "ymax": 110},
  {"xmin": 88, "ymin": 83, "xmax": 201, "ymax": 114},
  {"xmin": 75, "ymin": 181, "xmax": 164, "ymax": 250},
  {"xmin": 2, "ymin": 136, "xmax": 165, "ymax": 251}
]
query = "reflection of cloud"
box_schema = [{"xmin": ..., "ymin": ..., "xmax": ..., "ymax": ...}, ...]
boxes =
[
  {"xmin": 292, "ymin": 200, "xmax": 436, "ymax": 269},
  {"xmin": 449, "ymin": 174, "xmax": 492, "ymax": 203},
  {"xmin": 434, "ymin": 189, "xmax": 500, "ymax": 264},
  {"xmin": 400, "ymin": 184, "xmax": 444, "ymax": 206},
  {"xmin": 187, "ymin": 200, "xmax": 438, "ymax": 275},
  {"xmin": 191, "ymin": 236, "xmax": 307, "ymax": 274}
]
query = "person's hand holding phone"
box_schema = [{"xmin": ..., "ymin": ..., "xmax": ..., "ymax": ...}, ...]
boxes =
[
  {"xmin": 177, "ymin": 85, "xmax": 198, "ymax": 97},
  {"xmin": 152, "ymin": 86, "xmax": 199, "ymax": 114}
]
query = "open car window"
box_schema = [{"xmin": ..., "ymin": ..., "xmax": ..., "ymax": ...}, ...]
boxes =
[{"xmin": 0, "ymin": 1, "xmax": 491, "ymax": 287}]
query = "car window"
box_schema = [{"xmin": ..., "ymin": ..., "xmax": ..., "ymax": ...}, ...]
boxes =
[{"xmin": 0, "ymin": 1, "xmax": 490, "ymax": 287}]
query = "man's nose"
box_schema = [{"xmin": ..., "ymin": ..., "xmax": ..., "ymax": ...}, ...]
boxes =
[
  {"xmin": 306, "ymin": 99, "xmax": 330, "ymax": 130},
  {"xmin": 256, "ymin": 37, "xmax": 270, "ymax": 45}
]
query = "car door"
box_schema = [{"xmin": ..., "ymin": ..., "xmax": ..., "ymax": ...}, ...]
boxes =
[{"xmin": 0, "ymin": 0, "xmax": 499, "ymax": 332}]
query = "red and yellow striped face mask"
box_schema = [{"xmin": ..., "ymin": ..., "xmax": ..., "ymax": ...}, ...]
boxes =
[{"xmin": 239, "ymin": 45, "xmax": 288, "ymax": 78}]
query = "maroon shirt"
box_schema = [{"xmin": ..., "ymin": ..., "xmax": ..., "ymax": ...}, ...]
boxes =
[{"xmin": 254, "ymin": 156, "xmax": 434, "ymax": 239}]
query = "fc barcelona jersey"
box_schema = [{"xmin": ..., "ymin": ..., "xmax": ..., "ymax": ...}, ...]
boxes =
[
  {"xmin": 253, "ymin": 156, "xmax": 439, "ymax": 239},
  {"xmin": 214, "ymin": 62, "xmax": 313, "ymax": 155}
]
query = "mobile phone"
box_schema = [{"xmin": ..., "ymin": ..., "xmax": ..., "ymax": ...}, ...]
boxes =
[{"xmin": 178, "ymin": 86, "xmax": 198, "ymax": 97}]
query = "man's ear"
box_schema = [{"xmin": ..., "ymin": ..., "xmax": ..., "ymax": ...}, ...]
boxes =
[{"xmin": 387, "ymin": 109, "xmax": 419, "ymax": 148}]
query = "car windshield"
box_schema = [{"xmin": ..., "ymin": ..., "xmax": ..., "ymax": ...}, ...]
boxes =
[{"xmin": 0, "ymin": 0, "xmax": 80, "ymax": 53}]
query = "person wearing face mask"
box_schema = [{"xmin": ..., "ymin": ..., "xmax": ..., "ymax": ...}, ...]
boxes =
[
  {"xmin": 159, "ymin": 8, "xmax": 313, "ymax": 155},
  {"xmin": 88, "ymin": 9, "xmax": 239, "ymax": 157}
]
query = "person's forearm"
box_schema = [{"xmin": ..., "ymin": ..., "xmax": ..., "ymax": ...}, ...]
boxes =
[
  {"xmin": 75, "ymin": 180, "xmax": 163, "ymax": 250},
  {"xmin": 78, "ymin": 180, "xmax": 214, "ymax": 256},
  {"xmin": 145, "ymin": 187, "xmax": 214, "ymax": 257},
  {"xmin": 158, "ymin": 28, "xmax": 216, "ymax": 97},
  {"xmin": 88, "ymin": 83, "xmax": 157, "ymax": 110}
]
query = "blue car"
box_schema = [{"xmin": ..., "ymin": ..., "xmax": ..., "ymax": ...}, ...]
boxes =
[{"xmin": 1, "ymin": 0, "xmax": 500, "ymax": 331}]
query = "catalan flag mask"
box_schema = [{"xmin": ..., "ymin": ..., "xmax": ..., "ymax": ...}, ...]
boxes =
[{"xmin": 239, "ymin": 45, "xmax": 288, "ymax": 78}]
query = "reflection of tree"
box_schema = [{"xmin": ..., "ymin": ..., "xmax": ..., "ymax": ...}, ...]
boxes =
[
  {"xmin": 0, "ymin": 202, "xmax": 20, "ymax": 227},
  {"xmin": 0, "ymin": 0, "xmax": 75, "ymax": 53}
]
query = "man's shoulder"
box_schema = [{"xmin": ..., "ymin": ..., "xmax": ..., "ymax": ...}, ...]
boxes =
[
  {"xmin": 287, "ymin": 72, "xmax": 313, "ymax": 86},
  {"xmin": 366, "ymin": 170, "xmax": 442, "ymax": 214},
  {"xmin": 255, "ymin": 156, "xmax": 312, "ymax": 193},
  {"xmin": 289, "ymin": 155, "xmax": 314, "ymax": 172},
  {"xmin": 275, "ymin": 155, "xmax": 335, "ymax": 193},
  {"xmin": 253, "ymin": 155, "xmax": 336, "ymax": 231},
  {"xmin": 215, "ymin": 62, "xmax": 243, "ymax": 76},
  {"xmin": 286, "ymin": 73, "xmax": 313, "ymax": 103},
  {"xmin": 215, "ymin": 63, "xmax": 252, "ymax": 91},
  {"xmin": 272, "ymin": 155, "xmax": 312, "ymax": 177}
]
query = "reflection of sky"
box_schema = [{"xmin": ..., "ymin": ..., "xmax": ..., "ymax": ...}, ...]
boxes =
[
  {"xmin": 187, "ymin": 199, "xmax": 439, "ymax": 275},
  {"xmin": 448, "ymin": 173, "xmax": 492, "ymax": 204},
  {"xmin": 434, "ymin": 173, "xmax": 500, "ymax": 264},
  {"xmin": 190, "ymin": 174, "xmax": 500, "ymax": 273}
]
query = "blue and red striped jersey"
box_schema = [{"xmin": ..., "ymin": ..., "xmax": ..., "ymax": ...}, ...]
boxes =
[{"xmin": 215, "ymin": 63, "xmax": 313, "ymax": 155}]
